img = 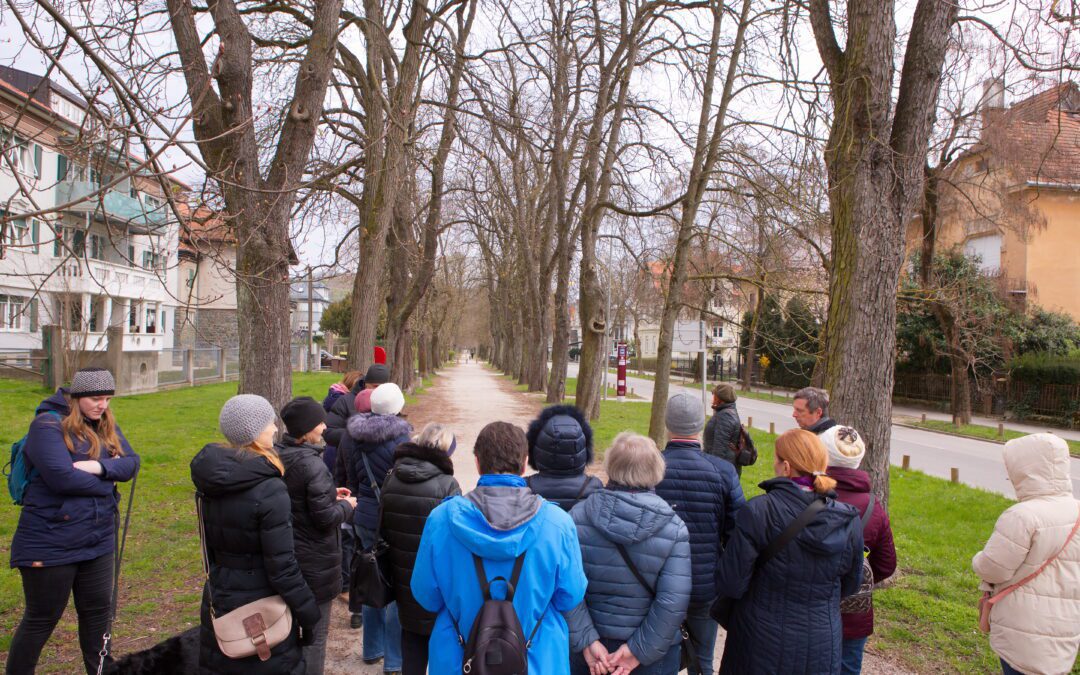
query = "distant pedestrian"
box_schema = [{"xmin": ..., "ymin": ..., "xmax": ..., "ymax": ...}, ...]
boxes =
[
  {"xmin": 973, "ymin": 433, "xmax": 1080, "ymax": 675},
  {"xmin": 411, "ymin": 421, "xmax": 588, "ymax": 674},
  {"xmin": 277, "ymin": 397, "xmax": 357, "ymax": 674},
  {"xmin": 379, "ymin": 423, "xmax": 463, "ymax": 675},
  {"xmin": 792, "ymin": 386, "xmax": 836, "ymax": 435},
  {"xmin": 8, "ymin": 368, "xmax": 140, "ymax": 675},
  {"xmin": 525, "ymin": 405, "xmax": 602, "ymax": 511},
  {"xmin": 343, "ymin": 382, "xmax": 411, "ymax": 672},
  {"xmin": 715, "ymin": 428, "xmax": 863, "ymax": 675},
  {"xmin": 820, "ymin": 425, "xmax": 897, "ymax": 674},
  {"xmin": 655, "ymin": 393, "xmax": 745, "ymax": 673},
  {"xmin": 191, "ymin": 395, "xmax": 321, "ymax": 675},
  {"xmin": 704, "ymin": 382, "xmax": 744, "ymax": 475},
  {"xmin": 566, "ymin": 432, "xmax": 691, "ymax": 675}
]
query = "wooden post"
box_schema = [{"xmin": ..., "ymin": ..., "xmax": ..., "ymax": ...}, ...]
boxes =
[
  {"xmin": 769, "ymin": 422, "xmax": 775, "ymax": 435},
  {"xmin": 747, "ymin": 416, "xmax": 753, "ymax": 429},
  {"xmin": 902, "ymin": 454, "xmax": 910, "ymax": 470},
  {"xmin": 218, "ymin": 347, "xmax": 227, "ymax": 381},
  {"xmin": 921, "ymin": 413, "xmax": 926, "ymax": 423},
  {"xmin": 997, "ymin": 423, "xmax": 1005, "ymax": 440},
  {"xmin": 950, "ymin": 467, "xmax": 960, "ymax": 484},
  {"xmin": 185, "ymin": 349, "xmax": 195, "ymax": 386}
]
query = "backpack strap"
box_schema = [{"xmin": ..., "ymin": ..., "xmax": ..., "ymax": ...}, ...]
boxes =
[
  {"xmin": 573, "ymin": 475, "xmax": 591, "ymax": 503},
  {"xmin": 471, "ymin": 552, "xmax": 526, "ymax": 602},
  {"xmin": 756, "ymin": 497, "xmax": 827, "ymax": 569}
]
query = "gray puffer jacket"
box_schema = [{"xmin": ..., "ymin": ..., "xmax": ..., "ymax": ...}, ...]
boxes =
[{"xmin": 565, "ymin": 486, "xmax": 692, "ymax": 666}]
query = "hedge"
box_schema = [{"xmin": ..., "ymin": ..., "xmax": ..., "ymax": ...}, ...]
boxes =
[
  {"xmin": 1009, "ymin": 352, "xmax": 1080, "ymax": 386},
  {"xmin": 764, "ymin": 355, "xmax": 815, "ymax": 389}
]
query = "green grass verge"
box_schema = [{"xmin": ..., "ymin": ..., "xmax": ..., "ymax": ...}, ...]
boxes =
[
  {"xmin": 587, "ymin": 398, "xmax": 1017, "ymax": 674},
  {"xmin": 910, "ymin": 419, "xmax": 1080, "ymax": 457},
  {"xmin": 0, "ymin": 373, "xmax": 339, "ymax": 670}
]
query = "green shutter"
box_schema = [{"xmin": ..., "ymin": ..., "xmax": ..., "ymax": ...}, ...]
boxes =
[
  {"xmin": 72, "ymin": 229, "xmax": 85, "ymax": 256},
  {"xmin": 53, "ymin": 225, "xmax": 61, "ymax": 257},
  {"xmin": 33, "ymin": 144, "xmax": 42, "ymax": 177},
  {"xmin": 29, "ymin": 298, "xmax": 38, "ymax": 333},
  {"xmin": 57, "ymin": 154, "xmax": 67, "ymax": 181},
  {"xmin": 30, "ymin": 219, "xmax": 39, "ymax": 253}
]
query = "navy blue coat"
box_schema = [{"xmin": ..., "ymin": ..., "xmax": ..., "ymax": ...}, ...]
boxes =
[
  {"xmin": 566, "ymin": 486, "xmax": 692, "ymax": 666},
  {"xmin": 655, "ymin": 440, "xmax": 745, "ymax": 605},
  {"xmin": 716, "ymin": 478, "xmax": 864, "ymax": 675},
  {"xmin": 343, "ymin": 413, "xmax": 412, "ymax": 532},
  {"xmin": 10, "ymin": 390, "xmax": 140, "ymax": 568},
  {"xmin": 525, "ymin": 405, "xmax": 602, "ymax": 511}
]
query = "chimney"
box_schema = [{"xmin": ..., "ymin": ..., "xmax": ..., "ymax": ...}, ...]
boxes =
[{"xmin": 981, "ymin": 77, "xmax": 1006, "ymax": 110}]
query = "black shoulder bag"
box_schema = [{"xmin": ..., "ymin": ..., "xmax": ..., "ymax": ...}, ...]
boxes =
[
  {"xmin": 349, "ymin": 452, "xmax": 394, "ymax": 609},
  {"xmin": 709, "ymin": 496, "xmax": 826, "ymax": 628},
  {"xmin": 613, "ymin": 543, "xmax": 702, "ymax": 675}
]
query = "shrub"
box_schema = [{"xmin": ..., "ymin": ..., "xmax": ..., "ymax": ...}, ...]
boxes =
[
  {"xmin": 764, "ymin": 355, "xmax": 815, "ymax": 389},
  {"xmin": 1009, "ymin": 352, "xmax": 1080, "ymax": 386}
]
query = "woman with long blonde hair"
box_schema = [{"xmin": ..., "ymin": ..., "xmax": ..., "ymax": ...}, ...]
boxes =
[
  {"xmin": 715, "ymin": 429, "xmax": 864, "ymax": 674},
  {"xmin": 8, "ymin": 367, "xmax": 140, "ymax": 674},
  {"xmin": 190, "ymin": 394, "xmax": 320, "ymax": 674}
]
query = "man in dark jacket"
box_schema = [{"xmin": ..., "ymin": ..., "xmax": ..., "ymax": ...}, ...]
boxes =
[
  {"xmin": 703, "ymin": 382, "xmax": 743, "ymax": 475},
  {"xmin": 277, "ymin": 397, "xmax": 356, "ymax": 674},
  {"xmin": 525, "ymin": 404, "xmax": 602, "ymax": 511},
  {"xmin": 655, "ymin": 393, "xmax": 745, "ymax": 675},
  {"xmin": 793, "ymin": 386, "xmax": 837, "ymax": 435},
  {"xmin": 324, "ymin": 363, "xmax": 390, "ymax": 449}
]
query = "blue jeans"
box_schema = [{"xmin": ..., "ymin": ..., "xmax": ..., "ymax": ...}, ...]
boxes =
[
  {"xmin": 358, "ymin": 526, "xmax": 401, "ymax": 671},
  {"xmin": 841, "ymin": 636, "xmax": 869, "ymax": 674},
  {"xmin": 680, "ymin": 603, "xmax": 718, "ymax": 675},
  {"xmin": 569, "ymin": 637, "xmax": 681, "ymax": 675},
  {"xmin": 1001, "ymin": 658, "xmax": 1025, "ymax": 675}
]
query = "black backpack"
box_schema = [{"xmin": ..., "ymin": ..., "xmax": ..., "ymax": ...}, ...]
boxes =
[
  {"xmin": 450, "ymin": 552, "xmax": 544, "ymax": 675},
  {"xmin": 730, "ymin": 424, "xmax": 758, "ymax": 467}
]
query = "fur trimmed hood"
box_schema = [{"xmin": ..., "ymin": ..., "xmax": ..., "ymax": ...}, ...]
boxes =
[
  {"xmin": 347, "ymin": 412, "xmax": 413, "ymax": 447},
  {"xmin": 526, "ymin": 404, "xmax": 593, "ymax": 474}
]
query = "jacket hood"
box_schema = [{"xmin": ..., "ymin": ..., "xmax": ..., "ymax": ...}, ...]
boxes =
[
  {"xmin": 527, "ymin": 404, "xmax": 593, "ymax": 474},
  {"xmin": 760, "ymin": 477, "xmax": 857, "ymax": 558},
  {"xmin": 275, "ymin": 438, "xmax": 322, "ymax": 470},
  {"xmin": 580, "ymin": 488, "xmax": 677, "ymax": 545},
  {"xmin": 191, "ymin": 443, "xmax": 282, "ymax": 496},
  {"xmin": 347, "ymin": 412, "xmax": 412, "ymax": 447},
  {"xmin": 1004, "ymin": 433, "xmax": 1073, "ymax": 501},
  {"xmin": 827, "ymin": 466, "xmax": 871, "ymax": 494},
  {"xmin": 393, "ymin": 441, "xmax": 455, "ymax": 481},
  {"xmin": 442, "ymin": 487, "xmax": 546, "ymax": 560},
  {"xmin": 37, "ymin": 389, "xmax": 71, "ymax": 417}
]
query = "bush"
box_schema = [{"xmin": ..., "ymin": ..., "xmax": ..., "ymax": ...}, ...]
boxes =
[
  {"xmin": 568, "ymin": 347, "xmax": 581, "ymax": 361},
  {"xmin": 764, "ymin": 355, "xmax": 816, "ymax": 389},
  {"xmin": 1009, "ymin": 352, "xmax": 1080, "ymax": 386}
]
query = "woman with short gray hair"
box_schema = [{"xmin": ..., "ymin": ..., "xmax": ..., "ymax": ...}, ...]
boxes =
[{"xmin": 566, "ymin": 432, "xmax": 692, "ymax": 674}]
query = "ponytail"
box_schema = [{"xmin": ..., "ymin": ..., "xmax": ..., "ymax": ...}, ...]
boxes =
[
  {"xmin": 812, "ymin": 472, "xmax": 837, "ymax": 495},
  {"xmin": 238, "ymin": 439, "xmax": 285, "ymax": 476}
]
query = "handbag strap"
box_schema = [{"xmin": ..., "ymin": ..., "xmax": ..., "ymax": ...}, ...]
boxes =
[
  {"xmin": 574, "ymin": 475, "xmax": 592, "ymax": 503},
  {"xmin": 195, "ymin": 493, "xmax": 217, "ymax": 616},
  {"xmin": 757, "ymin": 497, "xmax": 826, "ymax": 570},
  {"xmin": 989, "ymin": 503, "xmax": 1080, "ymax": 607},
  {"xmin": 361, "ymin": 451, "xmax": 381, "ymax": 503},
  {"xmin": 862, "ymin": 496, "xmax": 875, "ymax": 529},
  {"xmin": 96, "ymin": 468, "xmax": 138, "ymax": 675}
]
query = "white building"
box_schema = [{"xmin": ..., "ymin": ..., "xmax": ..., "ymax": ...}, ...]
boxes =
[
  {"xmin": 0, "ymin": 66, "xmax": 183, "ymax": 354},
  {"xmin": 290, "ymin": 280, "xmax": 331, "ymax": 339}
]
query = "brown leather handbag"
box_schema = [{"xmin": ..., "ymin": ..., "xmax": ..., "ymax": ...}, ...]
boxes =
[{"xmin": 197, "ymin": 495, "xmax": 293, "ymax": 661}]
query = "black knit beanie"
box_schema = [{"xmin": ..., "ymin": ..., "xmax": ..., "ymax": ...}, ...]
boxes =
[{"xmin": 281, "ymin": 396, "xmax": 327, "ymax": 440}]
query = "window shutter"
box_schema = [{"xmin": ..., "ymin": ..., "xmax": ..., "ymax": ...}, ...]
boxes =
[
  {"xmin": 128, "ymin": 244, "xmax": 135, "ymax": 267},
  {"xmin": 73, "ymin": 229, "xmax": 85, "ymax": 256},
  {"xmin": 57, "ymin": 154, "xmax": 67, "ymax": 181},
  {"xmin": 31, "ymin": 219, "xmax": 39, "ymax": 253},
  {"xmin": 33, "ymin": 144, "xmax": 42, "ymax": 177},
  {"xmin": 29, "ymin": 298, "xmax": 38, "ymax": 333}
]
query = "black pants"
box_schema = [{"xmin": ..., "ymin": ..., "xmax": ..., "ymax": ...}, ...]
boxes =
[
  {"xmin": 7, "ymin": 553, "xmax": 114, "ymax": 675},
  {"xmin": 401, "ymin": 629, "xmax": 430, "ymax": 675}
]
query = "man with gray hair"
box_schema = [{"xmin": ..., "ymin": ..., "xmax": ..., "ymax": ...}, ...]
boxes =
[{"xmin": 792, "ymin": 386, "xmax": 837, "ymax": 435}]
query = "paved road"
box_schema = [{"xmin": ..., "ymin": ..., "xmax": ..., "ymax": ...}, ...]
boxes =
[{"xmin": 568, "ymin": 363, "xmax": 1080, "ymax": 499}]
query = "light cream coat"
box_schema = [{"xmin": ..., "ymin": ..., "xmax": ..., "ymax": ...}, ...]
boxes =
[{"xmin": 973, "ymin": 433, "xmax": 1080, "ymax": 675}]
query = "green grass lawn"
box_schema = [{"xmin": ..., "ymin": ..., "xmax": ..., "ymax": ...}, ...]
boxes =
[
  {"xmin": 587, "ymin": 398, "xmax": 1020, "ymax": 674},
  {"xmin": 0, "ymin": 373, "xmax": 339, "ymax": 671},
  {"xmin": 910, "ymin": 419, "xmax": 1080, "ymax": 457}
]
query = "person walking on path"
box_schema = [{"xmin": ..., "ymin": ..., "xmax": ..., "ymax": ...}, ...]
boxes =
[
  {"xmin": 276, "ymin": 397, "xmax": 357, "ymax": 674},
  {"xmin": 820, "ymin": 425, "xmax": 897, "ymax": 674},
  {"xmin": 411, "ymin": 421, "xmax": 588, "ymax": 674},
  {"xmin": 792, "ymin": 387, "xmax": 837, "ymax": 435},
  {"xmin": 379, "ymin": 423, "xmax": 463, "ymax": 675},
  {"xmin": 190, "ymin": 395, "xmax": 321, "ymax": 675},
  {"xmin": 566, "ymin": 432, "xmax": 692, "ymax": 675},
  {"xmin": 973, "ymin": 433, "xmax": 1080, "ymax": 675},
  {"xmin": 525, "ymin": 404, "xmax": 603, "ymax": 511},
  {"xmin": 715, "ymin": 429, "xmax": 863, "ymax": 675},
  {"xmin": 7, "ymin": 368, "xmax": 140, "ymax": 675},
  {"xmin": 703, "ymin": 383, "xmax": 744, "ymax": 475},
  {"xmin": 343, "ymin": 382, "xmax": 411, "ymax": 673},
  {"xmin": 655, "ymin": 393, "xmax": 745, "ymax": 674}
]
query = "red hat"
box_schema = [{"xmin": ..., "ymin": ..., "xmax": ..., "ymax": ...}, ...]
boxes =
[{"xmin": 373, "ymin": 346, "xmax": 387, "ymax": 365}]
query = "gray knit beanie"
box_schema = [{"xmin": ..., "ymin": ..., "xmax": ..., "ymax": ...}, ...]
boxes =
[
  {"xmin": 666, "ymin": 393, "xmax": 705, "ymax": 436},
  {"xmin": 69, "ymin": 367, "xmax": 116, "ymax": 398},
  {"xmin": 219, "ymin": 394, "xmax": 276, "ymax": 446}
]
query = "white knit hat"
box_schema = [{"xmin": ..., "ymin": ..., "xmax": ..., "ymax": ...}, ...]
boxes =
[
  {"xmin": 819, "ymin": 425, "xmax": 866, "ymax": 469},
  {"xmin": 370, "ymin": 383, "xmax": 405, "ymax": 416}
]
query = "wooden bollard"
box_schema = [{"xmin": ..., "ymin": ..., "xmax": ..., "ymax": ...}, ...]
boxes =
[
  {"xmin": 998, "ymin": 423, "xmax": 1005, "ymax": 440},
  {"xmin": 769, "ymin": 422, "xmax": 775, "ymax": 435},
  {"xmin": 951, "ymin": 467, "xmax": 960, "ymax": 484},
  {"xmin": 921, "ymin": 413, "xmax": 926, "ymax": 423},
  {"xmin": 902, "ymin": 454, "xmax": 910, "ymax": 470},
  {"xmin": 748, "ymin": 416, "xmax": 753, "ymax": 429}
]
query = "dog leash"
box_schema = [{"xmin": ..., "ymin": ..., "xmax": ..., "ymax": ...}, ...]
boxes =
[{"xmin": 97, "ymin": 469, "xmax": 138, "ymax": 675}]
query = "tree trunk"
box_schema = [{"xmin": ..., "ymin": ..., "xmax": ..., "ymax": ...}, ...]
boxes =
[
  {"xmin": 743, "ymin": 287, "xmax": 762, "ymax": 390},
  {"xmin": 546, "ymin": 253, "xmax": 572, "ymax": 403},
  {"xmin": 575, "ymin": 231, "xmax": 606, "ymax": 419}
]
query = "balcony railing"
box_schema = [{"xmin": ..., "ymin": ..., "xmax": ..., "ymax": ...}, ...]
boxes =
[{"xmin": 55, "ymin": 181, "xmax": 168, "ymax": 231}]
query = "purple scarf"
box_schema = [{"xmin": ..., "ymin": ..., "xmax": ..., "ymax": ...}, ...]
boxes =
[{"xmin": 790, "ymin": 475, "xmax": 816, "ymax": 491}]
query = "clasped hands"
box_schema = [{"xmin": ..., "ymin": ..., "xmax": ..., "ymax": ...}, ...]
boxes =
[{"xmin": 583, "ymin": 641, "xmax": 641, "ymax": 675}]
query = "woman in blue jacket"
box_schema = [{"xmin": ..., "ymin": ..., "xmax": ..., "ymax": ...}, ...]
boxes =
[
  {"xmin": 715, "ymin": 429, "xmax": 864, "ymax": 675},
  {"xmin": 566, "ymin": 432, "xmax": 691, "ymax": 675},
  {"xmin": 8, "ymin": 368, "xmax": 140, "ymax": 675}
]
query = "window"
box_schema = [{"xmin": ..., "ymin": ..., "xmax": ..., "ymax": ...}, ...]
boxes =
[
  {"xmin": 89, "ymin": 233, "xmax": 105, "ymax": 260},
  {"xmin": 4, "ymin": 218, "xmax": 28, "ymax": 248},
  {"xmin": 0, "ymin": 294, "xmax": 26, "ymax": 330},
  {"xmin": 964, "ymin": 233, "xmax": 1003, "ymax": 274},
  {"xmin": 128, "ymin": 244, "xmax": 136, "ymax": 267},
  {"xmin": 128, "ymin": 304, "xmax": 138, "ymax": 332},
  {"xmin": 1, "ymin": 135, "xmax": 33, "ymax": 175},
  {"xmin": 53, "ymin": 227, "xmax": 86, "ymax": 257},
  {"xmin": 142, "ymin": 250, "xmax": 154, "ymax": 269},
  {"xmin": 145, "ymin": 307, "xmax": 157, "ymax": 333},
  {"xmin": 712, "ymin": 324, "xmax": 723, "ymax": 338},
  {"xmin": 186, "ymin": 269, "xmax": 196, "ymax": 288}
]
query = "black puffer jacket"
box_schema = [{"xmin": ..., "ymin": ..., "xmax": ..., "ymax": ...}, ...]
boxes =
[
  {"xmin": 704, "ymin": 402, "xmax": 742, "ymax": 473},
  {"xmin": 323, "ymin": 381, "xmax": 363, "ymax": 449},
  {"xmin": 379, "ymin": 441, "xmax": 462, "ymax": 634},
  {"xmin": 276, "ymin": 436, "xmax": 354, "ymax": 603},
  {"xmin": 191, "ymin": 444, "xmax": 320, "ymax": 675},
  {"xmin": 525, "ymin": 404, "xmax": 602, "ymax": 511}
]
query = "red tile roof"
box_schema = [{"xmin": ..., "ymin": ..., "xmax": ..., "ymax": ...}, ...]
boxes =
[{"xmin": 980, "ymin": 82, "xmax": 1080, "ymax": 186}]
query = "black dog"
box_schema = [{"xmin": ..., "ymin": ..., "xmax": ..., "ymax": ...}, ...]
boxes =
[{"xmin": 106, "ymin": 626, "xmax": 200, "ymax": 674}]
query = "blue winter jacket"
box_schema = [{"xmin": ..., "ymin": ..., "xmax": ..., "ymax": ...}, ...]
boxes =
[
  {"xmin": 565, "ymin": 486, "xmax": 692, "ymax": 666},
  {"xmin": 343, "ymin": 412, "xmax": 412, "ymax": 532},
  {"xmin": 655, "ymin": 439, "xmax": 745, "ymax": 605},
  {"xmin": 716, "ymin": 478, "xmax": 864, "ymax": 675},
  {"xmin": 10, "ymin": 389, "xmax": 140, "ymax": 568},
  {"xmin": 412, "ymin": 474, "xmax": 588, "ymax": 675}
]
